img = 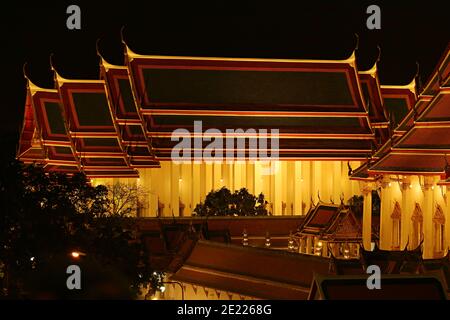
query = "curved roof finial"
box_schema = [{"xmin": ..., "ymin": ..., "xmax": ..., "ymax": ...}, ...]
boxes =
[
  {"xmin": 95, "ymin": 38, "xmax": 102, "ymax": 58},
  {"xmin": 414, "ymin": 61, "xmax": 420, "ymax": 79},
  {"xmin": 23, "ymin": 62, "xmax": 30, "ymax": 80},
  {"xmin": 376, "ymin": 45, "xmax": 381, "ymax": 63},
  {"xmin": 49, "ymin": 53, "xmax": 57, "ymax": 72},
  {"xmin": 120, "ymin": 25, "xmax": 127, "ymax": 46},
  {"xmin": 354, "ymin": 33, "xmax": 360, "ymax": 51},
  {"xmin": 414, "ymin": 61, "xmax": 423, "ymax": 93}
]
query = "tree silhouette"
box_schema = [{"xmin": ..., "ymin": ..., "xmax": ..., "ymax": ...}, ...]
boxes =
[
  {"xmin": 193, "ymin": 187, "xmax": 268, "ymax": 216},
  {"xmin": 0, "ymin": 160, "xmax": 158, "ymax": 299}
]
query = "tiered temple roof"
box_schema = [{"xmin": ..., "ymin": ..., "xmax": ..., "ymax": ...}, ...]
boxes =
[
  {"xmin": 17, "ymin": 40, "xmax": 426, "ymax": 178},
  {"xmin": 354, "ymin": 45, "xmax": 450, "ymax": 179}
]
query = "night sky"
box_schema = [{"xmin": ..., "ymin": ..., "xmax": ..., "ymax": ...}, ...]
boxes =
[{"xmin": 2, "ymin": 0, "xmax": 449, "ymax": 157}]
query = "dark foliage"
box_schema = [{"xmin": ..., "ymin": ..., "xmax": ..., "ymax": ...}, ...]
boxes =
[
  {"xmin": 0, "ymin": 160, "xmax": 158, "ymax": 299},
  {"xmin": 348, "ymin": 191, "xmax": 381, "ymax": 217},
  {"xmin": 193, "ymin": 187, "xmax": 269, "ymax": 216}
]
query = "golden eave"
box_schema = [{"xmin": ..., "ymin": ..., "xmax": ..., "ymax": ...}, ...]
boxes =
[
  {"xmin": 125, "ymin": 43, "xmax": 357, "ymax": 66},
  {"xmin": 52, "ymin": 65, "xmax": 104, "ymax": 86},
  {"xmin": 381, "ymin": 78, "xmax": 417, "ymax": 97},
  {"xmin": 26, "ymin": 78, "xmax": 57, "ymax": 96},
  {"xmin": 99, "ymin": 56, "xmax": 127, "ymax": 72},
  {"xmin": 359, "ymin": 62, "xmax": 378, "ymax": 77}
]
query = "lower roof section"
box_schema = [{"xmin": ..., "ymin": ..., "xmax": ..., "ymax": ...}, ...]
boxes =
[
  {"xmin": 368, "ymin": 153, "xmax": 448, "ymax": 175},
  {"xmin": 171, "ymin": 240, "xmax": 330, "ymax": 299}
]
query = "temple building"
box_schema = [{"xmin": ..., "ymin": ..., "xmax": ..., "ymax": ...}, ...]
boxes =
[{"xmin": 17, "ymin": 41, "xmax": 450, "ymax": 270}]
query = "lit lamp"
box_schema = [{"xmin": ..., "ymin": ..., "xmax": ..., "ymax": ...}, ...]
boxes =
[
  {"xmin": 70, "ymin": 250, "xmax": 86, "ymax": 259},
  {"xmin": 288, "ymin": 232, "xmax": 295, "ymax": 252},
  {"xmin": 265, "ymin": 232, "xmax": 271, "ymax": 248},
  {"xmin": 242, "ymin": 229, "xmax": 249, "ymax": 246},
  {"xmin": 343, "ymin": 244, "xmax": 350, "ymax": 259},
  {"xmin": 315, "ymin": 241, "xmax": 323, "ymax": 256}
]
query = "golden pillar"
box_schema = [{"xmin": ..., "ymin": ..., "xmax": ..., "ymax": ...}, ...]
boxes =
[
  {"xmin": 213, "ymin": 162, "xmax": 222, "ymax": 190},
  {"xmin": 205, "ymin": 163, "xmax": 213, "ymax": 195},
  {"xmin": 361, "ymin": 182, "xmax": 374, "ymax": 250},
  {"xmin": 246, "ymin": 162, "xmax": 255, "ymax": 194},
  {"xmin": 271, "ymin": 161, "xmax": 283, "ymax": 215},
  {"xmin": 332, "ymin": 161, "xmax": 342, "ymax": 204},
  {"xmin": 170, "ymin": 162, "xmax": 180, "ymax": 217},
  {"xmin": 254, "ymin": 161, "xmax": 263, "ymax": 197},
  {"xmin": 312, "ymin": 161, "xmax": 322, "ymax": 203},
  {"xmin": 306, "ymin": 236, "xmax": 312, "ymax": 254},
  {"xmin": 160, "ymin": 162, "xmax": 172, "ymax": 216},
  {"xmin": 234, "ymin": 162, "xmax": 243, "ymax": 191},
  {"xmin": 302, "ymin": 161, "xmax": 311, "ymax": 213},
  {"xmin": 422, "ymin": 176, "xmax": 435, "ymax": 259},
  {"xmin": 379, "ymin": 176, "xmax": 393, "ymax": 250},
  {"xmin": 400, "ymin": 176, "xmax": 413, "ymax": 250},
  {"xmin": 446, "ymin": 186, "xmax": 450, "ymax": 257},
  {"xmin": 192, "ymin": 163, "xmax": 201, "ymax": 211},
  {"xmin": 293, "ymin": 161, "xmax": 303, "ymax": 215}
]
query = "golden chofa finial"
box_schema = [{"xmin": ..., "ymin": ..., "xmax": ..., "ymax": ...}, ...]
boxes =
[
  {"xmin": 23, "ymin": 62, "xmax": 56, "ymax": 94},
  {"xmin": 120, "ymin": 25, "xmax": 126, "ymax": 45},
  {"xmin": 49, "ymin": 53, "xmax": 65, "ymax": 86},
  {"xmin": 354, "ymin": 33, "xmax": 360, "ymax": 51}
]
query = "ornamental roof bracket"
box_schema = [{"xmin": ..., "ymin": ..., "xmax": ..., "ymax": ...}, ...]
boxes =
[
  {"xmin": 22, "ymin": 62, "xmax": 30, "ymax": 82},
  {"xmin": 49, "ymin": 53, "xmax": 68, "ymax": 87},
  {"xmin": 120, "ymin": 25, "xmax": 138, "ymax": 64},
  {"xmin": 414, "ymin": 61, "xmax": 423, "ymax": 94},
  {"xmin": 120, "ymin": 25, "xmax": 127, "ymax": 46},
  {"xmin": 376, "ymin": 45, "xmax": 382, "ymax": 64}
]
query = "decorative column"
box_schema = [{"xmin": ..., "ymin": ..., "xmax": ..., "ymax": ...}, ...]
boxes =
[
  {"xmin": 223, "ymin": 163, "xmax": 233, "ymax": 192},
  {"xmin": 342, "ymin": 161, "xmax": 351, "ymax": 202},
  {"xmin": 254, "ymin": 162, "xmax": 263, "ymax": 197},
  {"xmin": 272, "ymin": 161, "xmax": 283, "ymax": 215},
  {"xmin": 361, "ymin": 182, "xmax": 374, "ymax": 251},
  {"xmin": 213, "ymin": 162, "xmax": 222, "ymax": 190},
  {"xmin": 246, "ymin": 162, "xmax": 255, "ymax": 194},
  {"xmin": 281, "ymin": 161, "xmax": 289, "ymax": 215},
  {"xmin": 400, "ymin": 176, "xmax": 413, "ymax": 250},
  {"xmin": 379, "ymin": 176, "xmax": 393, "ymax": 250},
  {"xmin": 170, "ymin": 162, "xmax": 180, "ymax": 217},
  {"xmin": 180, "ymin": 163, "xmax": 192, "ymax": 216},
  {"xmin": 299, "ymin": 237, "xmax": 305, "ymax": 253},
  {"xmin": 422, "ymin": 176, "xmax": 435, "ymax": 259},
  {"xmin": 205, "ymin": 163, "xmax": 213, "ymax": 194},
  {"xmin": 312, "ymin": 162, "xmax": 322, "ymax": 204},
  {"xmin": 322, "ymin": 241, "xmax": 328, "ymax": 257},
  {"xmin": 160, "ymin": 162, "xmax": 172, "ymax": 216},
  {"xmin": 332, "ymin": 161, "xmax": 342, "ymax": 204},
  {"xmin": 302, "ymin": 161, "xmax": 311, "ymax": 214},
  {"xmin": 192, "ymin": 163, "xmax": 201, "ymax": 211},
  {"xmin": 306, "ymin": 236, "xmax": 312, "ymax": 254},
  {"xmin": 234, "ymin": 162, "xmax": 243, "ymax": 191},
  {"xmin": 293, "ymin": 161, "xmax": 303, "ymax": 215},
  {"xmin": 321, "ymin": 162, "xmax": 331, "ymax": 201},
  {"xmin": 446, "ymin": 186, "xmax": 450, "ymax": 256}
]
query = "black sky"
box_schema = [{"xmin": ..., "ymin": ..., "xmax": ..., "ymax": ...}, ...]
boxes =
[{"xmin": 1, "ymin": 0, "xmax": 449, "ymax": 156}]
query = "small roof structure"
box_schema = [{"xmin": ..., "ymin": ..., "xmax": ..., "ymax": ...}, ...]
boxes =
[{"xmin": 296, "ymin": 202, "xmax": 362, "ymax": 242}]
